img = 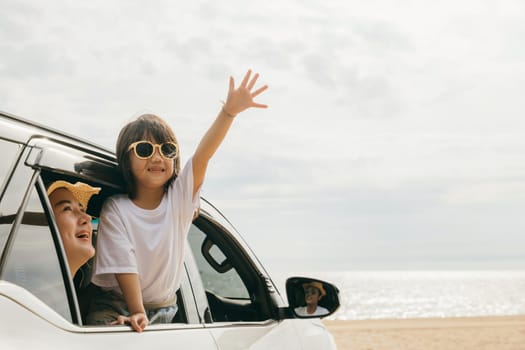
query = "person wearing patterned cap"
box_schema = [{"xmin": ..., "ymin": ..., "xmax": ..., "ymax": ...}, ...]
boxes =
[
  {"xmin": 47, "ymin": 180, "xmax": 100, "ymax": 277},
  {"xmin": 294, "ymin": 281, "xmax": 329, "ymax": 317}
]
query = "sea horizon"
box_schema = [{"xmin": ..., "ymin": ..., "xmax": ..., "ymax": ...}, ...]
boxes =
[{"xmin": 270, "ymin": 269, "xmax": 525, "ymax": 320}]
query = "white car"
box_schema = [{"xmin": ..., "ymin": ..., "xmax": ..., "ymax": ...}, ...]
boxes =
[{"xmin": 0, "ymin": 112, "xmax": 340, "ymax": 349}]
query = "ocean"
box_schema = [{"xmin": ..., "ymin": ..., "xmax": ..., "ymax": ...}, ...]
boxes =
[{"xmin": 272, "ymin": 270, "xmax": 525, "ymax": 320}]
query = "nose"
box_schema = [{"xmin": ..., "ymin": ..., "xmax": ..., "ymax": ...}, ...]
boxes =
[
  {"xmin": 78, "ymin": 210, "xmax": 91, "ymax": 224},
  {"xmin": 151, "ymin": 147, "xmax": 163, "ymax": 161}
]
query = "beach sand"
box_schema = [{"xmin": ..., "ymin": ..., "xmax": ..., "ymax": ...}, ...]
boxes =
[{"xmin": 323, "ymin": 316, "xmax": 525, "ymax": 350}]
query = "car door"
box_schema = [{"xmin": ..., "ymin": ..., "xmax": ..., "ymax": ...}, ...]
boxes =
[
  {"xmin": 185, "ymin": 212, "xmax": 303, "ymax": 350},
  {"xmin": 0, "ymin": 137, "xmax": 219, "ymax": 349}
]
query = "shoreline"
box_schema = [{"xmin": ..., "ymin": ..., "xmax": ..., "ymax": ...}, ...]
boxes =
[{"xmin": 323, "ymin": 315, "xmax": 525, "ymax": 350}]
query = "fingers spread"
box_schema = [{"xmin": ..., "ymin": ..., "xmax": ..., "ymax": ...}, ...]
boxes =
[
  {"xmin": 247, "ymin": 73, "xmax": 259, "ymax": 90},
  {"xmin": 224, "ymin": 70, "xmax": 268, "ymax": 114},
  {"xmin": 251, "ymin": 85, "xmax": 268, "ymax": 98},
  {"xmin": 229, "ymin": 76, "xmax": 234, "ymax": 92},
  {"xmin": 240, "ymin": 69, "xmax": 252, "ymax": 87},
  {"xmin": 252, "ymin": 102, "xmax": 268, "ymax": 109}
]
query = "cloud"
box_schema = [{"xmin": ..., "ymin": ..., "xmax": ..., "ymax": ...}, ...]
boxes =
[{"xmin": 441, "ymin": 181, "xmax": 525, "ymax": 205}]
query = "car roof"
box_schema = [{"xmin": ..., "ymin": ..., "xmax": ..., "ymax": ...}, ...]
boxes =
[{"xmin": 0, "ymin": 110, "xmax": 114, "ymax": 159}]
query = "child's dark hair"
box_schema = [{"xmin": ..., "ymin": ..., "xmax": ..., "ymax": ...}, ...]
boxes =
[{"xmin": 116, "ymin": 114, "xmax": 181, "ymax": 198}]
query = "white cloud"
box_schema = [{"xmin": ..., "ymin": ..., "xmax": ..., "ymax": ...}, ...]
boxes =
[{"xmin": 442, "ymin": 181, "xmax": 525, "ymax": 205}]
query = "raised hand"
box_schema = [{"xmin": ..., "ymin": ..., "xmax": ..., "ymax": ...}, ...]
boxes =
[
  {"xmin": 222, "ymin": 69, "xmax": 268, "ymax": 117},
  {"xmin": 192, "ymin": 69, "xmax": 269, "ymax": 196}
]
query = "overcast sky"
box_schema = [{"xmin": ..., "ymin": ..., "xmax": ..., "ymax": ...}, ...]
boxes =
[{"xmin": 2, "ymin": 0, "xmax": 524, "ymax": 272}]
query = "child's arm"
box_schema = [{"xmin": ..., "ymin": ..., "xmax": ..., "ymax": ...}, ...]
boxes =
[
  {"xmin": 192, "ymin": 70, "xmax": 268, "ymax": 196},
  {"xmin": 114, "ymin": 273, "xmax": 148, "ymax": 332}
]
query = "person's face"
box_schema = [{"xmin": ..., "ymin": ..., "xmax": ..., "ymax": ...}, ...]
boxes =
[
  {"xmin": 129, "ymin": 138, "xmax": 175, "ymax": 191},
  {"xmin": 304, "ymin": 286, "xmax": 322, "ymax": 306},
  {"xmin": 49, "ymin": 188, "xmax": 95, "ymax": 274}
]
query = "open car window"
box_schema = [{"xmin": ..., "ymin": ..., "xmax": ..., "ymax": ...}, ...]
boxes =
[
  {"xmin": 188, "ymin": 225, "xmax": 249, "ymax": 300},
  {"xmin": 1, "ymin": 183, "xmax": 73, "ymax": 322},
  {"xmin": 187, "ymin": 216, "xmax": 274, "ymax": 323},
  {"xmin": 38, "ymin": 169, "xmax": 195, "ymax": 327}
]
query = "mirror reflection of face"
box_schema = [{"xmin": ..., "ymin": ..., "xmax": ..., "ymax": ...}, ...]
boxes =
[
  {"xmin": 49, "ymin": 188, "xmax": 95, "ymax": 274},
  {"xmin": 304, "ymin": 286, "xmax": 322, "ymax": 305}
]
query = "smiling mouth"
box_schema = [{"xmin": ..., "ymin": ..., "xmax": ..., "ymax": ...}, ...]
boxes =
[{"xmin": 76, "ymin": 232, "xmax": 90, "ymax": 239}]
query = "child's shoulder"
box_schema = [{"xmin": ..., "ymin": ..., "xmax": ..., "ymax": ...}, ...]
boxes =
[
  {"xmin": 108, "ymin": 193, "xmax": 129, "ymax": 202},
  {"xmin": 101, "ymin": 193, "xmax": 130, "ymax": 210}
]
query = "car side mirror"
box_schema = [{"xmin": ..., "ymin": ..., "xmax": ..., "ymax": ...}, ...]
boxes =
[{"xmin": 286, "ymin": 277, "xmax": 340, "ymax": 318}]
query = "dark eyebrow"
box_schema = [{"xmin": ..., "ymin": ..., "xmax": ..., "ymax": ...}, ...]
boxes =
[
  {"xmin": 53, "ymin": 199, "xmax": 84, "ymax": 209},
  {"xmin": 53, "ymin": 199, "xmax": 72, "ymax": 208}
]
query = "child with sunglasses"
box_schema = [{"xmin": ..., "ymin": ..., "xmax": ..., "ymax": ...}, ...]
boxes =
[{"xmin": 88, "ymin": 70, "xmax": 268, "ymax": 332}]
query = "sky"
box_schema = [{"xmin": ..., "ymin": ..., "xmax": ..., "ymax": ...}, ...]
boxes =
[{"xmin": 1, "ymin": 0, "xmax": 525, "ymax": 273}]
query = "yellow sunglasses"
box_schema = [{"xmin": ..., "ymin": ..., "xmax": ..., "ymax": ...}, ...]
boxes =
[{"xmin": 128, "ymin": 140, "xmax": 178, "ymax": 160}]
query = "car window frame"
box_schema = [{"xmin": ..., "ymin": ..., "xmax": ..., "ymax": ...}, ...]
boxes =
[
  {"xmin": 36, "ymin": 175, "xmax": 85, "ymax": 324},
  {"xmin": 185, "ymin": 212, "xmax": 278, "ymax": 325},
  {"xmin": 0, "ymin": 138, "xmax": 24, "ymax": 203},
  {"xmin": 0, "ymin": 140, "xmax": 28, "ymax": 255},
  {"xmin": 0, "ymin": 159, "xmax": 82, "ymax": 324}
]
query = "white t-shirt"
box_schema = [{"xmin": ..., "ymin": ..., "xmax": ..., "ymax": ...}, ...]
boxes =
[
  {"xmin": 91, "ymin": 159, "xmax": 200, "ymax": 305},
  {"xmin": 294, "ymin": 306, "xmax": 329, "ymax": 317}
]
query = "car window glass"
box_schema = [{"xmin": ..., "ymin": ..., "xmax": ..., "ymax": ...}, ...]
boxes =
[
  {"xmin": 0, "ymin": 140, "xmax": 20, "ymax": 190},
  {"xmin": 188, "ymin": 224, "xmax": 249, "ymax": 299},
  {"xmin": 0, "ymin": 141, "xmax": 22, "ymax": 250},
  {"xmin": 1, "ymin": 186, "xmax": 72, "ymax": 322}
]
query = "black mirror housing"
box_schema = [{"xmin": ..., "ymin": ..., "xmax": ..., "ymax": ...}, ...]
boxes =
[{"xmin": 286, "ymin": 277, "xmax": 340, "ymax": 318}]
